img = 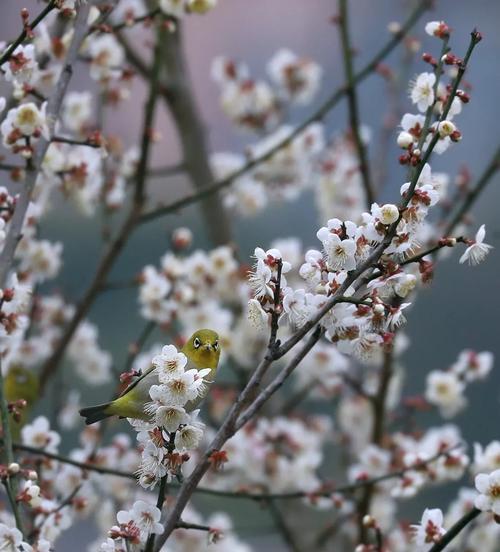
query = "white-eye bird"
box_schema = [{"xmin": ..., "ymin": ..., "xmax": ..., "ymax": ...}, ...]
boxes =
[{"xmin": 79, "ymin": 329, "xmax": 220, "ymax": 425}]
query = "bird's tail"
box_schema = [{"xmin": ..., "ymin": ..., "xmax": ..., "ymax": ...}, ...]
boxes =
[{"xmin": 79, "ymin": 402, "xmax": 113, "ymax": 425}]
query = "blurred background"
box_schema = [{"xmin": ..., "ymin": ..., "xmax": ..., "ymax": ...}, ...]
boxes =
[{"xmin": 1, "ymin": 0, "xmax": 500, "ymax": 549}]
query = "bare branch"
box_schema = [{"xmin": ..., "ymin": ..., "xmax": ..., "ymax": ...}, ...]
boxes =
[{"xmin": 338, "ymin": 0, "xmax": 374, "ymax": 206}]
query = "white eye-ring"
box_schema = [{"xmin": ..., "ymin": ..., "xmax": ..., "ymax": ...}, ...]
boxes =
[
  {"xmin": 193, "ymin": 337, "xmax": 201, "ymax": 349},
  {"xmin": 213, "ymin": 340, "xmax": 219, "ymax": 350}
]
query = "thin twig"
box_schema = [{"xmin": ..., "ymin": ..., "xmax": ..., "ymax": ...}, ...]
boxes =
[
  {"xmin": 267, "ymin": 500, "xmax": 302, "ymax": 552},
  {"xmin": 443, "ymin": 145, "xmax": 500, "ymax": 236},
  {"xmin": 429, "ymin": 508, "xmax": 481, "ymax": 552},
  {"xmin": 338, "ymin": 0, "xmax": 374, "ymax": 206},
  {"xmin": 5, "ymin": 440, "xmax": 458, "ymax": 501},
  {"xmin": 175, "ymin": 520, "xmax": 212, "ymax": 532},
  {"xmin": 0, "ymin": 1, "xmax": 57, "ymax": 67},
  {"xmin": 51, "ymin": 136, "xmax": 101, "ymax": 148}
]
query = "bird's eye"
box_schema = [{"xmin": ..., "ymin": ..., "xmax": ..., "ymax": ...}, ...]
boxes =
[
  {"xmin": 213, "ymin": 340, "xmax": 219, "ymax": 350},
  {"xmin": 193, "ymin": 337, "xmax": 201, "ymax": 349}
]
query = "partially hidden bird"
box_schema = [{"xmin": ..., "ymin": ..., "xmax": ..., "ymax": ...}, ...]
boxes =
[
  {"xmin": 4, "ymin": 365, "xmax": 39, "ymax": 440},
  {"xmin": 79, "ymin": 329, "xmax": 220, "ymax": 425}
]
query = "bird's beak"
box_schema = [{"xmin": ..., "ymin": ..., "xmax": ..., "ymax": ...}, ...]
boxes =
[{"xmin": 203, "ymin": 343, "xmax": 212, "ymax": 352}]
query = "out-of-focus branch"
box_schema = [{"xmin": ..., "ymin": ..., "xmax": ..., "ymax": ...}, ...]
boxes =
[
  {"xmin": 338, "ymin": 0, "xmax": 374, "ymax": 207},
  {"xmin": 158, "ymin": 23, "xmax": 232, "ymax": 245},
  {"xmin": 0, "ymin": 3, "xmax": 93, "ymax": 288},
  {"xmin": 39, "ymin": 20, "xmax": 166, "ymax": 391},
  {"xmin": 443, "ymin": 145, "xmax": 500, "ymax": 236},
  {"xmin": 6, "ymin": 439, "xmax": 458, "ymax": 501},
  {"xmin": 267, "ymin": 500, "xmax": 302, "ymax": 552},
  {"xmin": 356, "ymin": 347, "xmax": 395, "ymax": 542},
  {"xmin": 429, "ymin": 508, "xmax": 481, "ymax": 552},
  {"xmin": 137, "ymin": 0, "xmax": 431, "ymax": 225}
]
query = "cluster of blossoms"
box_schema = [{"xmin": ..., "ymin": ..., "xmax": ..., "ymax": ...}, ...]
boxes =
[
  {"xmin": 133, "ymin": 344, "xmax": 211, "ymax": 488},
  {"xmin": 202, "ymin": 415, "xmax": 331, "ymax": 495},
  {"xmin": 138, "ymin": 244, "xmax": 239, "ymax": 337},
  {"xmin": 211, "ymin": 49, "xmax": 322, "ymax": 133},
  {"xmin": 215, "ymin": 123, "xmax": 324, "ymax": 216}
]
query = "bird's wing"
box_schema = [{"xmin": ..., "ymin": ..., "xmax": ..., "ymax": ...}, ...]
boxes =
[{"xmin": 118, "ymin": 365, "xmax": 158, "ymax": 398}]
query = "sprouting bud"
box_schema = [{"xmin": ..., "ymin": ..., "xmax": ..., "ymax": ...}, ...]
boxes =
[
  {"xmin": 27, "ymin": 470, "xmax": 38, "ymax": 481},
  {"xmin": 373, "ymin": 304, "xmax": 385, "ymax": 315},
  {"xmin": 425, "ymin": 21, "xmax": 450, "ymax": 39},
  {"xmin": 422, "ymin": 53, "xmax": 437, "ymax": 66}
]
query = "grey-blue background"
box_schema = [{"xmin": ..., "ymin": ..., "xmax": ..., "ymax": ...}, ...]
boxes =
[{"xmin": 1, "ymin": 0, "xmax": 500, "ymax": 549}]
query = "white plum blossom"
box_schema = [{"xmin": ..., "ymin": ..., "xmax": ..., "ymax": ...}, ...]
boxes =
[
  {"xmin": 0, "ymin": 523, "xmax": 31, "ymax": 552},
  {"xmin": 267, "ymin": 48, "xmax": 322, "ymax": 104},
  {"xmin": 62, "ymin": 91, "xmax": 93, "ymax": 132},
  {"xmin": 411, "ymin": 72, "xmax": 436, "ymax": 112},
  {"xmin": 154, "ymin": 405, "xmax": 188, "ymax": 432},
  {"xmin": 412, "ymin": 508, "xmax": 446, "ymax": 549},
  {"xmin": 459, "ymin": 225, "xmax": 493, "ymax": 265},
  {"xmin": 475, "ymin": 470, "xmax": 500, "ymax": 515},
  {"xmin": 152, "ymin": 344, "xmax": 188, "ymax": 381},
  {"xmin": 425, "ymin": 371, "xmax": 466, "ymax": 418},
  {"xmin": 451, "ymin": 350, "xmax": 493, "ymax": 382},
  {"xmin": 2, "ymin": 44, "xmax": 39, "ymax": 85},
  {"xmin": 116, "ymin": 500, "xmax": 163, "ymax": 541},
  {"xmin": 87, "ymin": 34, "xmax": 125, "ymax": 81},
  {"xmin": 174, "ymin": 421, "xmax": 204, "ymax": 451},
  {"xmin": 247, "ymin": 298, "xmax": 268, "ymax": 330},
  {"xmin": 22, "ymin": 416, "xmax": 61, "ymax": 452},
  {"xmin": 473, "ymin": 441, "xmax": 500, "ymax": 474}
]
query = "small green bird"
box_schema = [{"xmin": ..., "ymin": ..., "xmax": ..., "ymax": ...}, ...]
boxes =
[
  {"xmin": 3, "ymin": 365, "xmax": 39, "ymax": 440},
  {"xmin": 79, "ymin": 329, "xmax": 220, "ymax": 425}
]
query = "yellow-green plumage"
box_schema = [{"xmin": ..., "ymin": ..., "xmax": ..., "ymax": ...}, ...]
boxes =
[
  {"xmin": 79, "ymin": 329, "xmax": 220, "ymax": 425},
  {"xmin": 3, "ymin": 365, "xmax": 39, "ymax": 439}
]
